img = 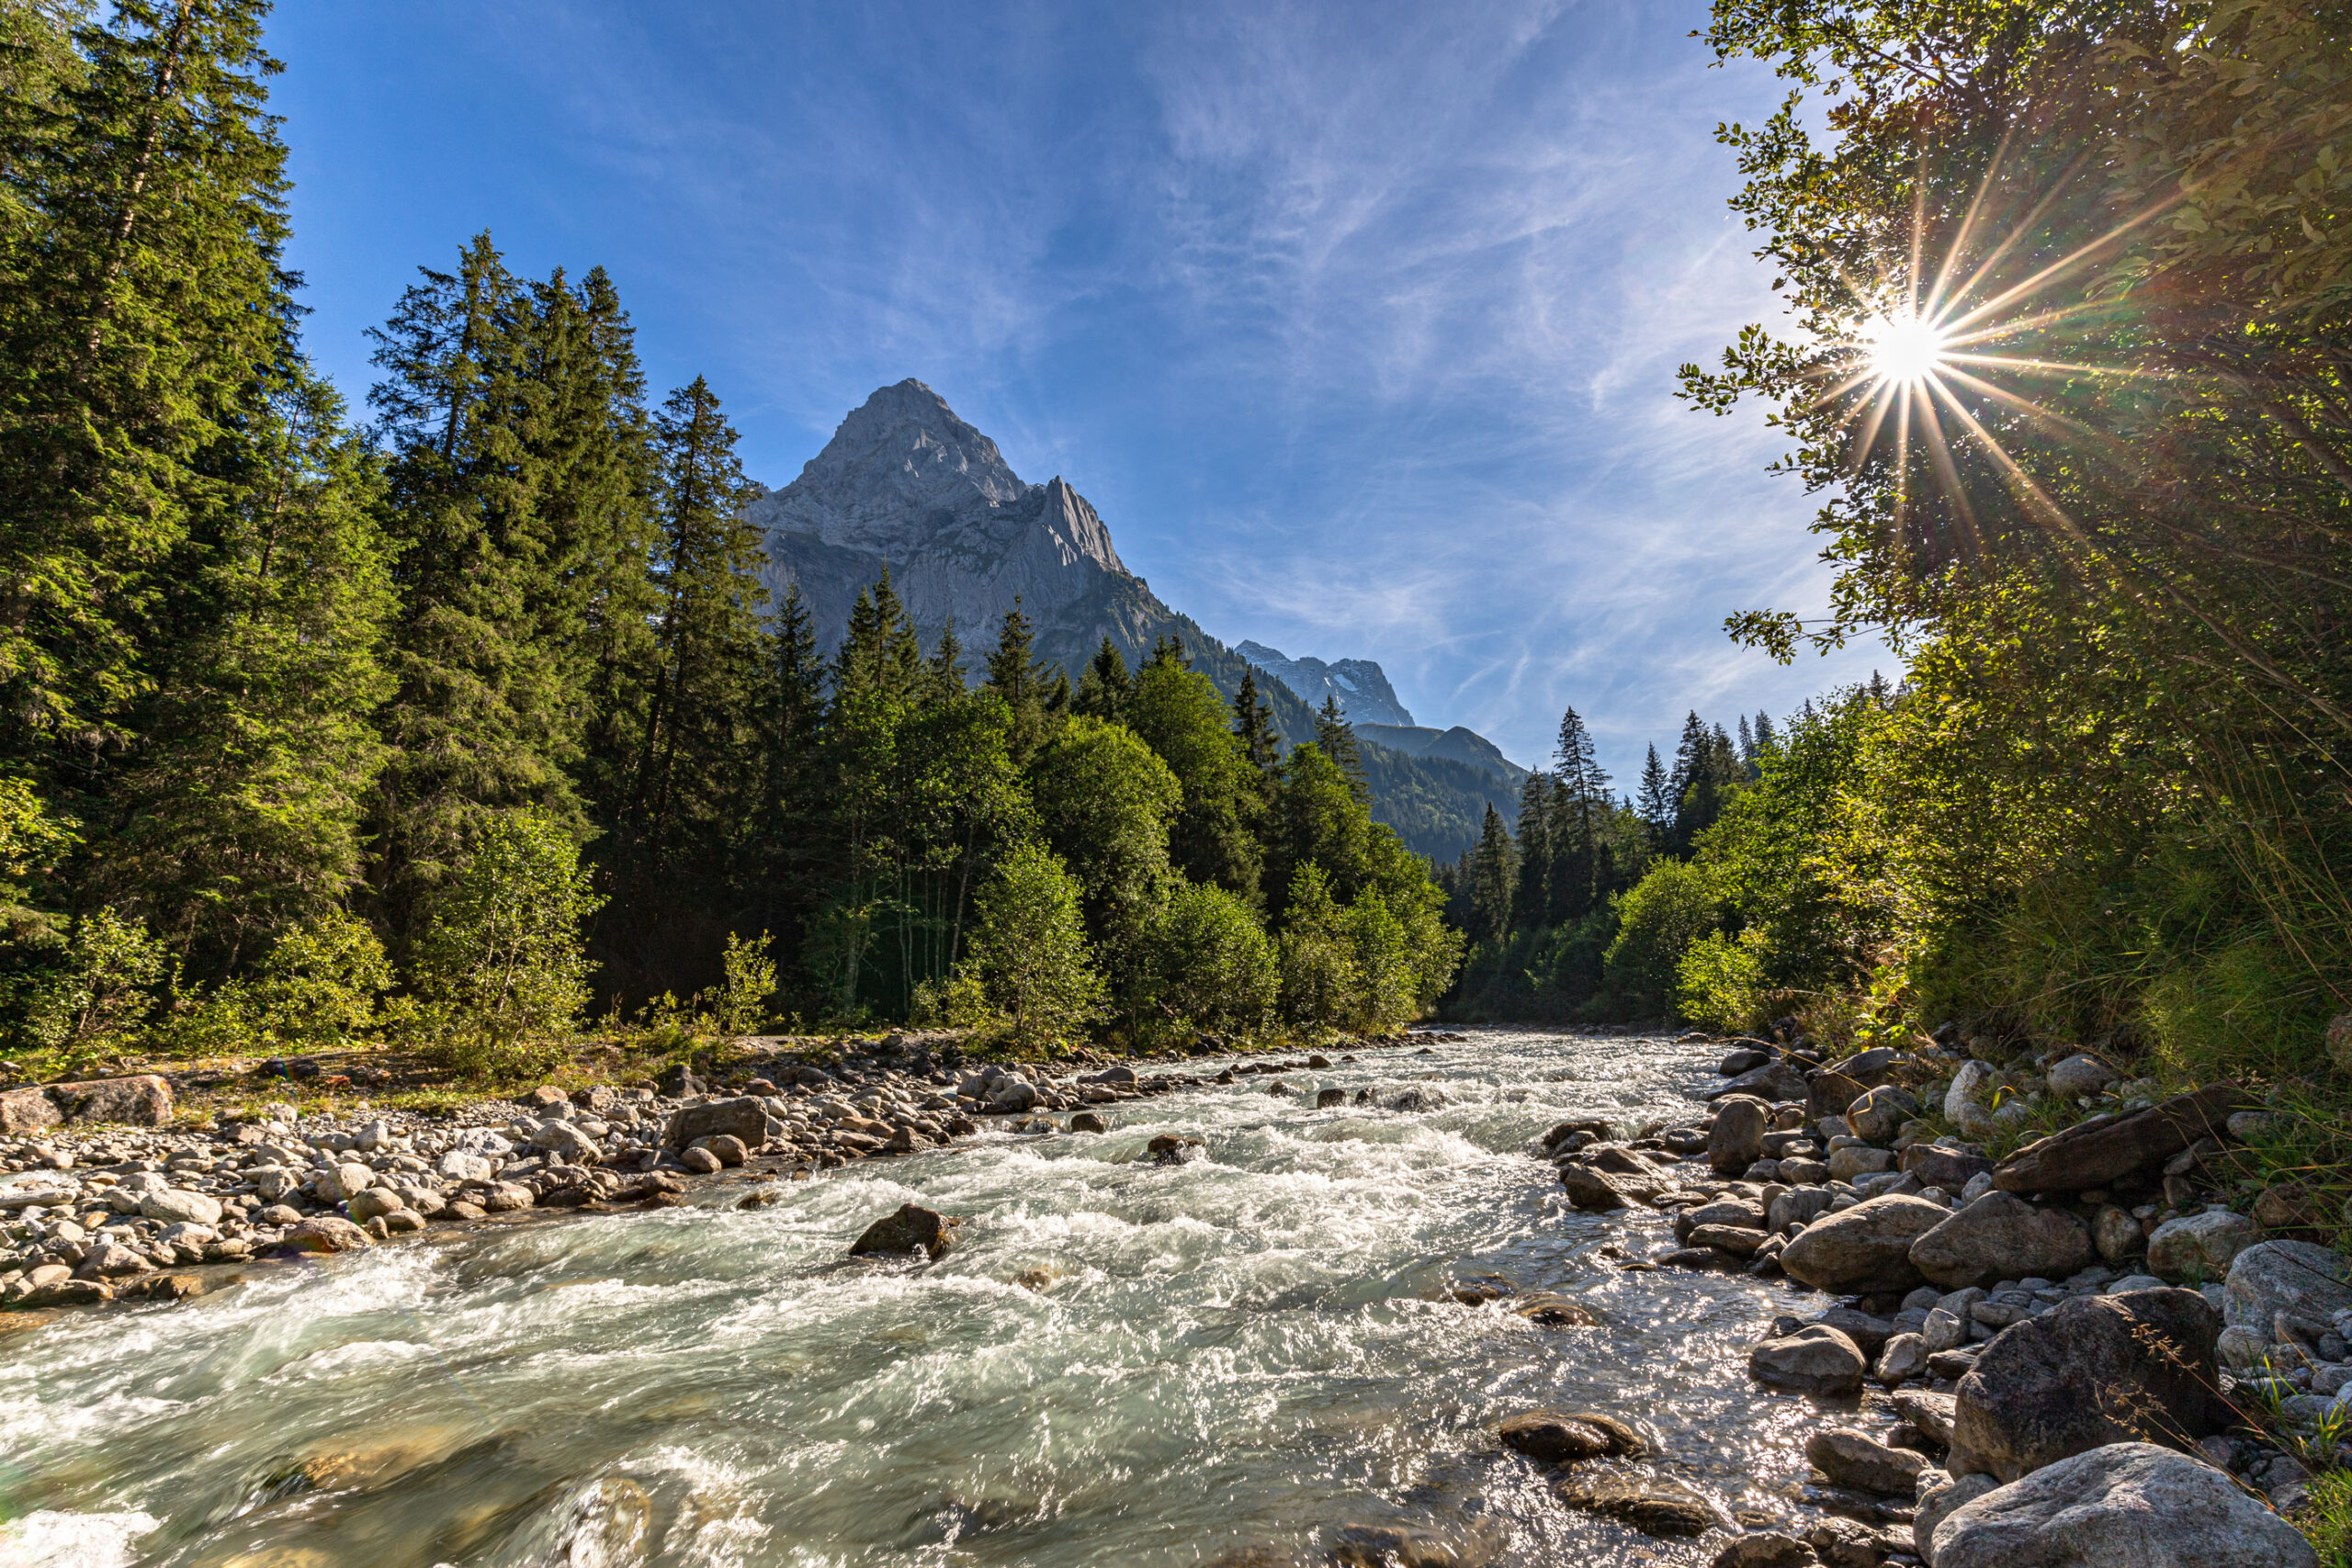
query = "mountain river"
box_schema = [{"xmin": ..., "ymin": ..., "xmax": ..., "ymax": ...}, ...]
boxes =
[{"xmin": 0, "ymin": 1029, "xmax": 1838, "ymax": 1568}]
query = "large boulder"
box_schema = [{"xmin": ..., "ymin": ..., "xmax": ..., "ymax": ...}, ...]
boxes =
[
  {"xmin": 47, "ymin": 1074, "xmax": 173, "ymax": 1126},
  {"xmin": 2044, "ymin": 1054, "xmax": 2119, "ymax": 1100},
  {"xmin": 1805, "ymin": 1427, "xmax": 1927, "ymax": 1495},
  {"xmin": 278, "ymin": 1216, "xmax": 371, "ymax": 1254},
  {"xmin": 1708, "ymin": 1061, "xmax": 1811, "ymax": 1103},
  {"xmin": 1991, "ymin": 1085, "xmax": 2256, "ymax": 1193},
  {"xmin": 137, "ymin": 1189, "xmax": 223, "ymax": 1227},
  {"xmin": 2145, "ymin": 1211, "xmax": 2256, "ymax": 1283},
  {"xmin": 1846, "ymin": 1085, "xmax": 1920, "ymax": 1145},
  {"xmin": 1496, "ymin": 1409, "xmax": 1645, "ymax": 1465},
  {"xmin": 2223, "ymin": 1239, "xmax": 2352, "ymax": 1336},
  {"xmin": 1806, "ymin": 1070, "xmax": 1869, "ymax": 1122},
  {"xmin": 1779, "ymin": 1194, "xmax": 1949, "ymax": 1293},
  {"xmin": 1915, "ymin": 1472, "xmax": 1998, "ymax": 1565},
  {"xmin": 0, "ymin": 1086, "xmax": 62, "ymax": 1135},
  {"xmin": 1928, "ymin": 1442, "xmax": 2316, "ymax": 1568},
  {"xmin": 1709, "ymin": 1096, "xmax": 1771, "ymax": 1176},
  {"xmin": 1909, "ymin": 1193, "xmax": 2095, "ymax": 1290},
  {"xmin": 1558, "ymin": 1154, "xmax": 1669, "ymax": 1210},
  {"xmin": 1948, "ymin": 1288, "xmax": 2231, "ymax": 1483},
  {"xmin": 662, "ymin": 1096, "xmax": 775, "ymax": 1151},
  {"xmin": 1903, "ymin": 1143, "xmax": 1996, "ymax": 1191},
  {"xmin": 1945, "ymin": 1061, "xmax": 2001, "ymax": 1139},
  {"xmin": 1749, "ymin": 1325, "xmax": 1868, "ymax": 1394},
  {"xmin": 1553, "ymin": 1471, "xmax": 1731, "ymax": 1537},
  {"xmin": 849, "ymin": 1202, "xmax": 962, "ymax": 1260}
]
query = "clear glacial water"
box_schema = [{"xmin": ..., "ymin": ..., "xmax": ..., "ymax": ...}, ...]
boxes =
[{"xmin": 0, "ymin": 1031, "xmax": 1837, "ymax": 1568}]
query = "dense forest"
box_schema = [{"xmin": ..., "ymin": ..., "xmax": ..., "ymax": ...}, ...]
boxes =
[
  {"xmin": 0, "ymin": 0, "xmax": 1460, "ymax": 1075},
  {"xmin": 1445, "ymin": 1, "xmax": 2349, "ymax": 1100}
]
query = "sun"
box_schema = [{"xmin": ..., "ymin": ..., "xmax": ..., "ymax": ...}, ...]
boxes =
[{"xmin": 1864, "ymin": 312, "xmax": 1950, "ymax": 387}]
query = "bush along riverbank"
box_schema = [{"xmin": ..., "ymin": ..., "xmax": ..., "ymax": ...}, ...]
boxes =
[
  {"xmin": 0, "ymin": 1031, "xmax": 1457, "ymax": 1317},
  {"xmin": 1532, "ymin": 1026, "xmax": 2341, "ymax": 1567}
]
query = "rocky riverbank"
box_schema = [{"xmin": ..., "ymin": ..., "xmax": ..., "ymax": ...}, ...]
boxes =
[
  {"xmin": 1, "ymin": 1032, "xmax": 1453, "ymax": 1317},
  {"xmin": 1528, "ymin": 1028, "xmax": 2339, "ymax": 1567}
]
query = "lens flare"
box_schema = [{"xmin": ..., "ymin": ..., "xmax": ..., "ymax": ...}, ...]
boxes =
[{"xmin": 1864, "ymin": 312, "xmax": 1949, "ymax": 387}]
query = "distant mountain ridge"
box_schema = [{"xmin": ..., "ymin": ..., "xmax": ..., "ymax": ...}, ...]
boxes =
[
  {"xmin": 1235, "ymin": 641, "xmax": 1415, "ymax": 729},
  {"xmin": 750, "ymin": 380, "xmax": 1523, "ymax": 860}
]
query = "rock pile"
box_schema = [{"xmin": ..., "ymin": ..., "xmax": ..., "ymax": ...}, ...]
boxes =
[
  {"xmin": 1544, "ymin": 1026, "xmax": 2335, "ymax": 1566},
  {"xmin": 0, "ymin": 1039, "xmax": 1295, "ymax": 1313}
]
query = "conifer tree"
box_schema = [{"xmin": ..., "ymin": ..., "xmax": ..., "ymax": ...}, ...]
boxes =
[
  {"xmin": 534, "ymin": 263, "xmax": 658, "ymax": 820},
  {"xmin": 1314, "ymin": 697, "xmax": 1370, "ymax": 807},
  {"xmin": 1231, "ymin": 671, "xmax": 1281, "ymax": 789},
  {"xmin": 0, "ymin": 0, "xmax": 300, "ymax": 784},
  {"xmin": 1511, "ymin": 771, "xmax": 1550, "ymax": 934},
  {"xmin": 1636, "ymin": 743, "xmax": 1671, "ymax": 840},
  {"xmin": 1548, "ymin": 705, "xmax": 1610, "ymax": 920},
  {"xmin": 87, "ymin": 374, "xmax": 396, "ymax": 972},
  {"xmin": 364, "ymin": 233, "xmax": 581, "ymax": 939},
  {"xmin": 617, "ymin": 378, "xmax": 766, "ymax": 869},
  {"xmin": 1468, "ymin": 803, "xmax": 1514, "ymax": 947},
  {"xmin": 926, "ymin": 618, "xmax": 964, "ymax": 697},
  {"xmin": 1072, "ymin": 635, "xmax": 1131, "ymax": 721},
  {"xmin": 984, "ymin": 597, "xmax": 1054, "ymax": 762}
]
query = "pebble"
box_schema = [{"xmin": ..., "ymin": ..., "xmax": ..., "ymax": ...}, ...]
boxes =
[{"xmin": 5, "ymin": 1034, "xmax": 1360, "ymax": 1314}]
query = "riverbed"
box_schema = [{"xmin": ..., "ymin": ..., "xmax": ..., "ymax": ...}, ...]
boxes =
[{"xmin": 0, "ymin": 1030, "xmax": 1836, "ymax": 1568}]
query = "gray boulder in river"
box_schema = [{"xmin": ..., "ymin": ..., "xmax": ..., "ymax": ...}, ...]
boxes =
[{"xmin": 1927, "ymin": 1442, "xmax": 2315, "ymax": 1568}]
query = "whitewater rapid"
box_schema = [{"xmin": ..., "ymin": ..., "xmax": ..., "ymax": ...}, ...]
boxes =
[{"xmin": 0, "ymin": 1031, "xmax": 1831, "ymax": 1567}]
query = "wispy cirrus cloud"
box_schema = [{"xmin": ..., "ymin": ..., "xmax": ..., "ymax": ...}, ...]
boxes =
[{"xmin": 270, "ymin": 0, "xmax": 1890, "ymax": 779}]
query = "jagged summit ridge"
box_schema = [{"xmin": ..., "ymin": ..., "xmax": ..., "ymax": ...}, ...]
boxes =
[
  {"xmin": 748, "ymin": 380, "xmax": 1125, "ymax": 630},
  {"xmin": 1235, "ymin": 640, "xmax": 1415, "ymax": 729}
]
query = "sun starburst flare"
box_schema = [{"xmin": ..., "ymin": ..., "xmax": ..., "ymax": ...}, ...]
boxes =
[{"xmin": 1803, "ymin": 134, "xmax": 2197, "ymax": 553}]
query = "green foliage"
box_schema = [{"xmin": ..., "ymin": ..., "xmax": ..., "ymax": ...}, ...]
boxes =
[
  {"xmin": 713, "ymin": 929, "xmax": 779, "ymax": 1036},
  {"xmin": 18, "ymin": 907, "xmax": 165, "ymax": 1055},
  {"xmin": 1134, "ymin": 877, "xmax": 1277, "ymax": 1039},
  {"xmin": 1677, "ymin": 0, "xmax": 2352, "ymax": 1072},
  {"xmin": 960, "ymin": 841, "xmax": 1104, "ymax": 1050},
  {"xmin": 1278, "ymin": 864, "xmax": 1356, "ymax": 1029},
  {"xmin": 1600, "ymin": 860, "xmax": 1722, "ymax": 1020},
  {"xmin": 409, "ymin": 811, "xmax": 602, "ymax": 1077},
  {"xmin": 1029, "ymin": 715, "xmax": 1182, "ymax": 942},
  {"xmin": 1125, "ymin": 643, "xmax": 1261, "ymax": 901}
]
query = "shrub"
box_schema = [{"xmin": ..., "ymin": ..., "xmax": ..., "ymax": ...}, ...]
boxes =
[
  {"xmin": 1136, "ymin": 878, "xmax": 1277, "ymax": 1036},
  {"xmin": 1600, "ymin": 860, "xmax": 1721, "ymax": 1019},
  {"xmin": 409, "ymin": 811, "xmax": 603, "ymax": 1079},
  {"xmin": 17, "ymin": 908, "xmax": 167, "ymax": 1055},
  {"xmin": 713, "ymin": 929, "xmax": 780, "ymax": 1036},
  {"xmin": 1677, "ymin": 926, "xmax": 1772, "ymax": 1031},
  {"xmin": 960, "ymin": 841, "xmax": 1104, "ymax": 1050},
  {"xmin": 1279, "ymin": 864, "xmax": 1357, "ymax": 1028}
]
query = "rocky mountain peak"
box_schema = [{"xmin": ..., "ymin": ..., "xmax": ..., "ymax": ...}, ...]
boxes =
[
  {"xmin": 759, "ymin": 378, "xmax": 1031, "ymax": 553},
  {"xmin": 1236, "ymin": 641, "xmax": 1415, "ymax": 729}
]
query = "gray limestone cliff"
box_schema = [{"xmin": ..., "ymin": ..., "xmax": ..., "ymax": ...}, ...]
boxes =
[{"xmin": 1235, "ymin": 642, "xmax": 1415, "ymax": 729}]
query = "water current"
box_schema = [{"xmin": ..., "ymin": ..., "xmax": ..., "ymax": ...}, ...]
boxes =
[{"xmin": 0, "ymin": 1029, "xmax": 1838, "ymax": 1568}]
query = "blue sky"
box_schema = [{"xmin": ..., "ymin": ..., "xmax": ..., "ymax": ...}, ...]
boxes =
[{"xmin": 266, "ymin": 0, "xmax": 1890, "ymax": 783}]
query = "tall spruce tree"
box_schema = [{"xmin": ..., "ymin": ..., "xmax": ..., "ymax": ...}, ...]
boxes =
[
  {"xmin": 1511, "ymin": 771, "xmax": 1550, "ymax": 933},
  {"xmin": 984, "ymin": 597, "xmax": 1054, "ymax": 763},
  {"xmin": 609, "ymin": 378, "xmax": 765, "ymax": 885},
  {"xmin": 1468, "ymin": 803, "xmax": 1514, "ymax": 948},
  {"xmin": 536, "ymin": 264, "xmax": 659, "ymax": 825},
  {"xmin": 87, "ymin": 374, "xmax": 395, "ymax": 971},
  {"xmin": 1548, "ymin": 705, "xmax": 1610, "ymax": 920},
  {"xmin": 0, "ymin": 0, "xmax": 298, "ymax": 787},
  {"xmin": 1314, "ymin": 697, "xmax": 1370, "ymax": 807},
  {"xmin": 1072, "ymin": 635, "xmax": 1131, "ymax": 721},
  {"xmin": 364, "ymin": 233, "xmax": 583, "ymax": 940},
  {"xmin": 1636, "ymin": 742, "xmax": 1671, "ymax": 841}
]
